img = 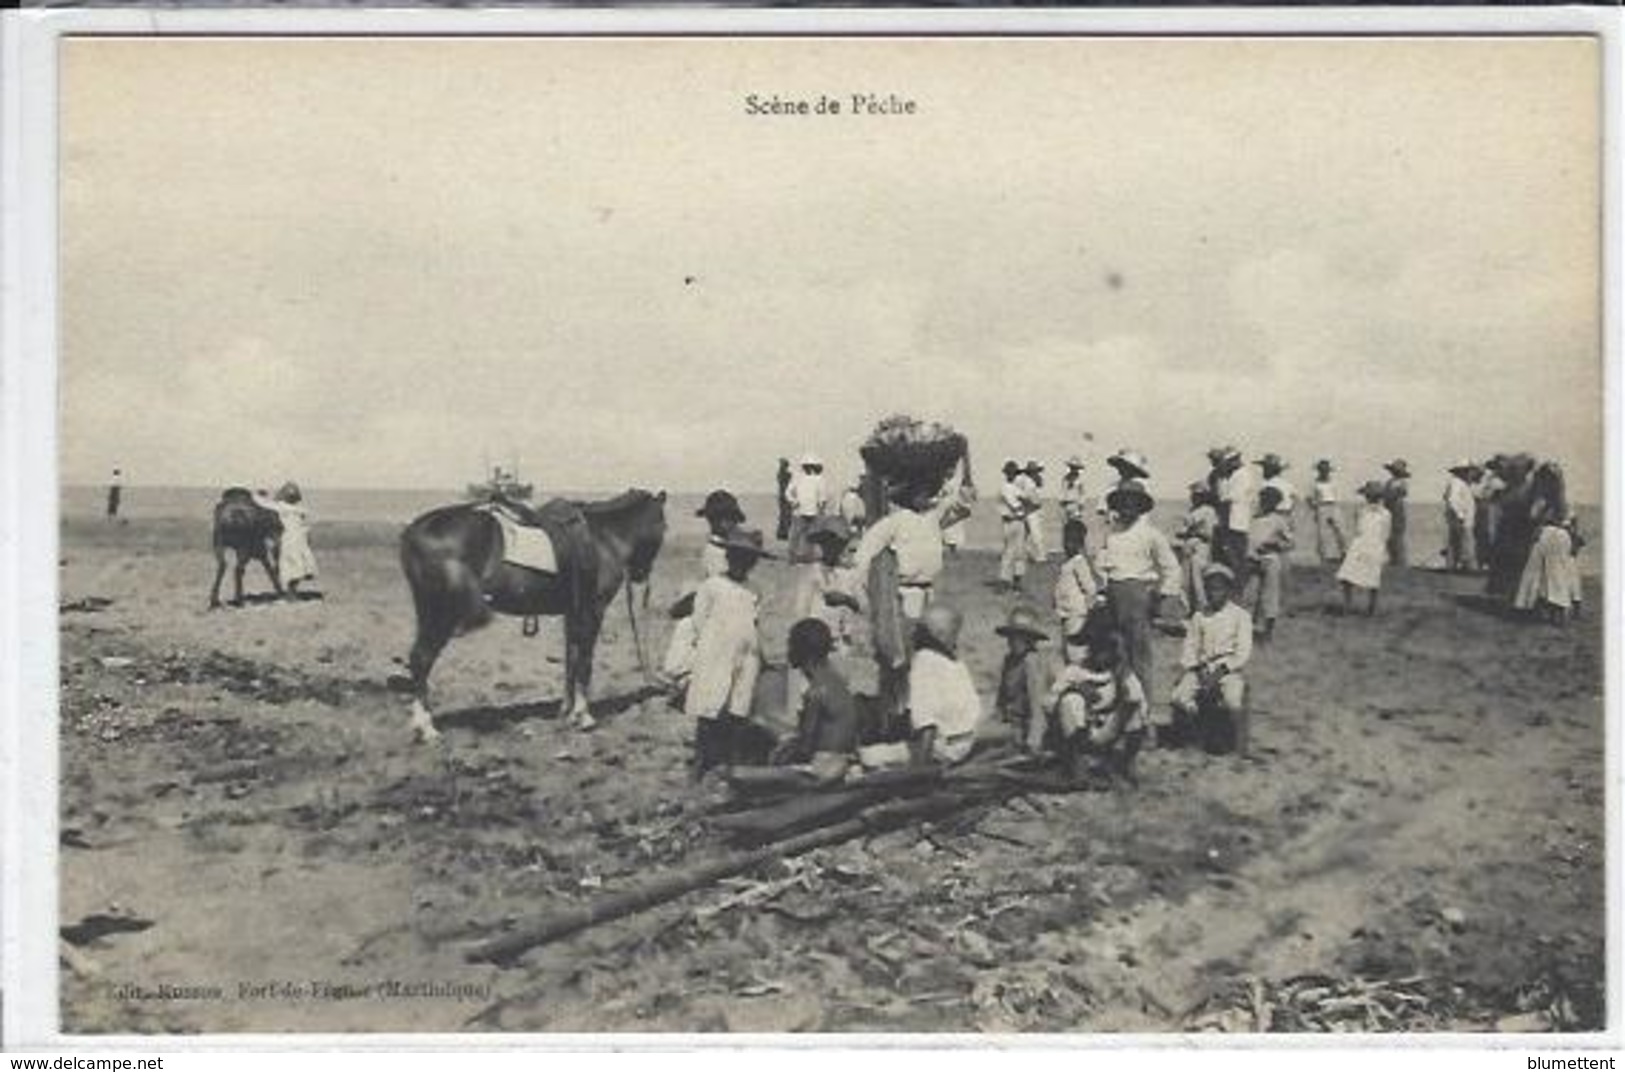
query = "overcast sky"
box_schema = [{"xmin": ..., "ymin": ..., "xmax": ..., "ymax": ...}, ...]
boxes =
[{"xmin": 60, "ymin": 36, "xmax": 1603, "ymax": 500}]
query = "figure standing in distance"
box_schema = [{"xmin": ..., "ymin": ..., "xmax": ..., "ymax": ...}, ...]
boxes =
[
  {"xmin": 1443, "ymin": 461, "xmax": 1480, "ymax": 574},
  {"xmin": 775, "ymin": 458, "xmax": 793, "ymax": 542},
  {"xmin": 1307, "ymin": 459, "xmax": 1347, "ymax": 564},
  {"xmin": 106, "ymin": 467, "xmax": 123, "ymax": 522},
  {"xmin": 1058, "ymin": 455, "xmax": 1091, "ymax": 553},
  {"xmin": 1382, "ymin": 459, "xmax": 1411, "ymax": 568}
]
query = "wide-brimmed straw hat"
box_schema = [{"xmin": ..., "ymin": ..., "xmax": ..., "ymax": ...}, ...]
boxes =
[
  {"xmin": 1447, "ymin": 459, "xmax": 1478, "ymax": 477},
  {"xmin": 1107, "ymin": 449, "xmax": 1152, "ymax": 481},
  {"xmin": 1384, "ymin": 459, "xmax": 1412, "ymax": 479},
  {"xmin": 1256, "ymin": 453, "xmax": 1288, "ymax": 473},
  {"xmin": 1106, "ymin": 479, "xmax": 1154, "ymax": 516},
  {"xmin": 717, "ymin": 528, "xmax": 776, "ymax": 560},
  {"xmin": 918, "ymin": 603, "xmax": 964, "ymax": 651},
  {"xmin": 995, "ymin": 604, "xmax": 1049, "ymax": 642},
  {"xmin": 1024, "ymin": 459, "xmax": 1045, "ymax": 474},
  {"xmin": 696, "ymin": 489, "xmax": 745, "ymax": 522},
  {"xmin": 1002, "ymin": 460, "xmax": 1022, "ymax": 476},
  {"xmin": 1065, "ymin": 454, "xmax": 1085, "ymax": 469},
  {"xmin": 800, "ymin": 453, "xmax": 824, "ymax": 470},
  {"xmin": 1201, "ymin": 562, "xmax": 1236, "ymax": 585}
]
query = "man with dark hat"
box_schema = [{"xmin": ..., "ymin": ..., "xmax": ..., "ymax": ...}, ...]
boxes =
[
  {"xmin": 1097, "ymin": 479, "xmax": 1184, "ymax": 691},
  {"xmin": 1382, "ymin": 459, "xmax": 1411, "ymax": 567}
]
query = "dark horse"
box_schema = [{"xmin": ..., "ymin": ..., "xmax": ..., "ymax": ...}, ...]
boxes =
[
  {"xmin": 209, "ymin": 487, "xmax": 283, "ymax": 609},
  {"xmin": 398, "ymin": 490, "xmax": 667, "ymax": 743}
]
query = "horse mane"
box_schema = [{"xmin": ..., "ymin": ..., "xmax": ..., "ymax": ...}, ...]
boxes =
[{"xmin": 575, "ymin": 488, "xmax": 658, "ymax": 518}]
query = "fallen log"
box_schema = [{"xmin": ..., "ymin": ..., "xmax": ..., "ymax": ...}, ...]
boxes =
[{"xmin": 465, "ymin": 785, "xmax": 1005, "ymax": 966}]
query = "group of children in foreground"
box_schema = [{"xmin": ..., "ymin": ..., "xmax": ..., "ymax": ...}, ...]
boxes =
[{"xmin": 661, "ymin": 486, "xmax": 1258, "ymax": 790}]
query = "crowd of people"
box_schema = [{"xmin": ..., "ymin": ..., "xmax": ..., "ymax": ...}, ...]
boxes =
[{"xmin": 659, "ymin": 440, "xmax": 1588, "ymax": 793}]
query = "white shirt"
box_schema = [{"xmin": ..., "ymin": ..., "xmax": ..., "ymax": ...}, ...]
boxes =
[
  {"xmin": 1310, "ymin": 478, "xmax": 1338, "ymax": 508},
  {"xmin": 1054, "ymin": 552, "xmax": 1101, "ymax": 623},
  {"xmin": 1181, "ymin": 601, "xmax": 1254, "ymax": 673},
  {"xmin": 682, "ymin": 575, "xmax": 761, "ymax": 719},
  {"xmin": 851, "ymin": 505, "xmax": 946, "ymax": 587},
  {"xmin": 909, "ymin": 648, "xmax": 983, "ymax": 760},
  {"xmin": 1444, "ymin": 476, "xmax": 1476, "ymax": 523},
  {"xmin": 1262, "ymin": 475, "xmax": 1298, "ymax": 513},
  {"xmin": 1221, "ymin": 466, "xmax": 1257, "ymax": 532},
  {"xmin": 1097, "ymin": 517, "xmax": 1183, "ymax": 597},
  {"xmin": 786, "ymin": 472, "xmax": 828, "ymax": 518},
  {"xmin": 1059, "ymin": 476, "xmax": 1090, "ymax": 522}
]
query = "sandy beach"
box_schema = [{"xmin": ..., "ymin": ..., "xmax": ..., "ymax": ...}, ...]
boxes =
[{"xmin": 56, "ymin": 492, "xmax": 1605, "ymax": 1033}]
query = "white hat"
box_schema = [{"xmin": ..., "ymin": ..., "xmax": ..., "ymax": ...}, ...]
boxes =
[
  {"xmin": 1107, "ymin": 449, "xmax": 1151, "ymax": 480},
  {"xmin": 800, "ymin": 453, "xmax": 823, "ymax": 469}
]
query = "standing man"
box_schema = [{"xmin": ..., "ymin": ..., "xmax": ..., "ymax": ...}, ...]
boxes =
[
  {"xmin": 1020, "ymin": 460, "xmax": 1048, "ymax": 563},
  {"xmin": 1307, "ymin": 459, "xmax": 1347, "ymax": 563},
  {"xmin": 785, "ymin": 453, "xmax": 830, "ymax": 563},
  {"xmin": 1382, "ymin": 459, "xmax": 1411, "ymax": 568},
  {"xmin": 1443, "ymin": 461, "xmax": 1479, "ymax": 573},
  {"xmin": 775, "ymin": 458, "xmax": 793, "ymax": 542},
  {"xmin": 105, "ymin": 467, "xmax": 123, "ymax": 522},
  {"xmin": 1097, "ymin": 480, "xmax": 1184, "ymax": 691},
  {"xmin": 1217, "ymin": 447, "xmax": 1255, "ymax": 575},
  {"xmin": 1257, "ymin": 454, "xmax": 1297, "ymax": 514},
  {"xmin": 1059, "ymin": 455, "xmax": 1091, "ymax": 551},
  {"xmin": 998, "ymin": 461, "xmax": 1038, "ymax": 592}
]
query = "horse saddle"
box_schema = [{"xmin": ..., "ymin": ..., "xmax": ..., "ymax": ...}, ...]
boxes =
[{"xmin": 482, "ymin": 498, "xmax": 593, "ymax": 577}]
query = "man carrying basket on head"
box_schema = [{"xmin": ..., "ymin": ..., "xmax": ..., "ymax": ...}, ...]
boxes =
[{"xmin": 847, "ymin": 416, "xmax": 974, "ymax": 734}]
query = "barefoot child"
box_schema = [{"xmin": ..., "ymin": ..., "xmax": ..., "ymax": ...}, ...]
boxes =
[
  {"xmin": 685, "ymin": 528, "xmax": 773, "ymax": 778},
  {"xmin": 1337, "ymin": 482, "xmax": 1391, "ymax": 616},
  {"xmin": 769, "ymin": 618, "xmax": 860, "ymax": 784},
  {"xmin": 1046, "ymin": 630, "xmax": 1148, "ymax": 787},
  {"xmin": 1169, "ymin": 563, "xmax": 1253, "ymax": 754},
  {"xmin": 994, "ymin": 605, "xmax": 1052, "ymax": 754}
]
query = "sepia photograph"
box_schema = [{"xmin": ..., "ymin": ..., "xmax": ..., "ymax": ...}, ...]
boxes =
[{"xmin": 32, "ymin": 27, "xmax": 1611, "ymax": 1037}]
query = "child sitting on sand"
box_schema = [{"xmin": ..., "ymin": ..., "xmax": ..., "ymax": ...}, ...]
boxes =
[
  {"xmin": 1168, "ymin": 563, "xmax": 1253, "ymax": 755},
  {"xmin": 906, "ymin": 603, "xmax": 984, "ymax": 767},
  {"xmin": 994, "ymin": 605, "xmax": 1052, "ymax": 755},
  {"xmin": 1336, "ymin": 481, "xmax": 1392, "ymax": 617},
  {"xmin": 684, "ymin": 528, "xmax": 774, "ymax": 779},
  {"xmin": 1045, "ymin": 629, "xmax": 1148, "ymax": 788},
  {"xmin": 768, "ymin": 618, "xmax": 860, "ymax": 785}
]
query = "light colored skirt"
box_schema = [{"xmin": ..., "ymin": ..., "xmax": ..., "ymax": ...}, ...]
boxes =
[
  {"xmin": 1514, "ymin": 525, "xmax": 1581, "ymax": 610},
  {"xmin": 1336, "ymin": 534, "xmax": 1385, "ymax": 590}
]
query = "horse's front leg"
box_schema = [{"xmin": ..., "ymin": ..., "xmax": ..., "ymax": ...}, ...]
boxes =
[{"xmin": 231, "ymin": 554, "xmax": 248, "ymax": 607}]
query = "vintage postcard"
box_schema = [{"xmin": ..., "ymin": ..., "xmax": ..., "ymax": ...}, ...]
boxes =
[{"xmin": 6, "ymin": 14, "xmax": 1617, "ymax": 1044}]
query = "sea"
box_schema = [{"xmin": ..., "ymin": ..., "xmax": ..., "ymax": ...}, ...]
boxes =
[{"xmin": 60, "ymin": 484, "xmax": 1603, "ymax": 575}]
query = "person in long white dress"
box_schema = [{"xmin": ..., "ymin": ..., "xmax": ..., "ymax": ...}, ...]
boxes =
[
  {"xmin": 1513, "ymin": 462, "xmax": 1581, "ymax": 624},
  {"xmin": 1336, "ymin": 482, "xmax": 1391, "ymax": 616},
  {"xmin": 254, "ymin": 482, "xmax": 319, "ymax": 596}
]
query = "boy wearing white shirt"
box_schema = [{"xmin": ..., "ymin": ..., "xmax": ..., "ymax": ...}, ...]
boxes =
[
  {"xmin": 907, "ymin": 603, "xmax": 983, "ymax": 766},
  {"xmin": 1169, "ymin": 563, "xmax": 1253, "ymax": 755}
]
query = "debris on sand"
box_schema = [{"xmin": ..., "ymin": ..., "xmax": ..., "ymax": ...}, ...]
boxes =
[
  {"xmin": 62, "ymin": 597, "xmax": 115, "ymax": 614},
  {"xmin": 1183, "ymin": 973, "xmax": 1507, "ymax": 1032},
  {"xmin": 61, "ymin": 910, "xmax": 155, "ymax": 947}
]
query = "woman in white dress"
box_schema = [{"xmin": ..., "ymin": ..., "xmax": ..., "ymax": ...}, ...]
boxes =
[
  {"xmin": 256, "ymin": 482, "xmax": 318, "ymax": 596},
  {"xmin": 1336, "ymin": 481, "xmax": 1390, "ymax": 616},
  {"xmin": 1513, "ymin": 462, "xmax": 1581, "ymax": 624}
]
